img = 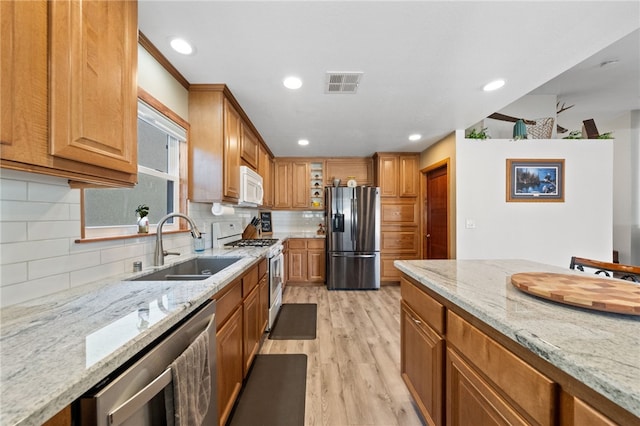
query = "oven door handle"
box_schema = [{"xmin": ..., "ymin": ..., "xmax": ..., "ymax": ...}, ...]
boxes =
[{"xmin": 108, "ymin": 368, "xmax": 173, "ymax": 425}]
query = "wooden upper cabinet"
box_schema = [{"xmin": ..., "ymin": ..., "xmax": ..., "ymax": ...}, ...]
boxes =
[
  {"xmin": 376, "ymin": 154, "xmax": 399, "ymax": 197},
  {"xmin": 325, "ymin": 158, "xmax": 373, "ymax": 186},
  {"xmin": 258, "ymin": 144, "xmax": 273, "ymax": 207},
  {"xmin": 1, "ymin": 0, "xmax": 48, "ymax": 158},
  {"xmin": 292, "ymin": 161, "xmax": 309, "ymax": 208},
  {"xmin": 223, "ymin": 99, "xmax": 241, "ymax": 201},
  {"xmin": 399, "ymin": 155, "xmax": 419, "ymax": 197},
  {"xmin": 374, "ymin": 153, "xmax": 419, "ymax": 197},
  {"xmin": 189, "ymin": 84, "xmax": 266, "ymax": 203},
  {"xmin": 1, "ymin": 0, "xmax": 138, "ymax": 187},
  {"xmin": 273, "ymin": 159, "xmax": 312, "ymax": 209},
  {"xmin": 240, "ymin": 124, "xmax": 259, "ymax": 170},
  {"xmin": 273, "ymin": 160, "xmax": 292, "ymax": 208},
  {"xmin": 49, "ymin": 0, "xmax": 137, "ymax": 175}
]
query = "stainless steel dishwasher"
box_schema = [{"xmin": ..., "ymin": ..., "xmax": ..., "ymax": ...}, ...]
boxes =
[{"xmin": 79, "ymin": 300, "xmax": 217, "ymax": 426}]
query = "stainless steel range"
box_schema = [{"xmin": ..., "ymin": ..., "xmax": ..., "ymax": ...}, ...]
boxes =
[{"xmin": 212, "ymin": 221, "xmax": 284, "ymax": 331}]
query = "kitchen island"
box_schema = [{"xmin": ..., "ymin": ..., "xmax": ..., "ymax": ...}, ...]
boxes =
[
  {"xmin": 0, "ymin": 246, "xmax": 270, "ymax": 426},
  {"xmin": 395, "ymin": 259, "xmax": 639, "ymax": 425}
]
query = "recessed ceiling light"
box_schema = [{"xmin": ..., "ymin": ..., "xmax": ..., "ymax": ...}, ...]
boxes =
[
  {"xmin": 170, "ymin": 37, "xmax": 194, "ymax": 55},
  {"xmin": 483, "ymin": 79, "xmax": 505, "ymax": 91},
  {"xmin": 284, "ymin": 76, "xmax": 303, "ymax": 90},
  {"xmin": 408, "ymin": 134, "xmax": 422, "ymax": 141},
  {"xmin": 298, "ymin": 139, "xmax": 309, "ymax": 146}
]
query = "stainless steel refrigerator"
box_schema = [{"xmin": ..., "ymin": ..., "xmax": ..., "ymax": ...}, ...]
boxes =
[{"xmin": 325, "ymin": 186, "xmax": 380, "ymax": 290}]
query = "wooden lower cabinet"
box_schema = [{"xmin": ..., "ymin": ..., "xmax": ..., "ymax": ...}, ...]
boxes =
[
  {"xmin": 215, "ymin": 259, "xmax": 268, "ymax": 426},
  {"xmin": 401, "ymin": 301, "xmax": 444, "ymax": 426},
  {"xmin": 400, "ymin": 273, "xmax": 635, "ymax": 426},
  {"xmin": 216, "ymin": 306, "xmax": 243, "ymax": 426},
  {"xmin": 42, "ymin": 405, "xmax": 71, "ymax": 426},
  {"xmin": 242, "ymin": 285, "xmax": 260, "ymax": 377},
  {"xmin": 447, "ymin": 311, "xmax": 556, "ymax": 425},
  {"xmin": 447, "ymin": 347, "xmax": 530, "ymax": 426},
  {"xmin": 258, "ymin": 274, "xmax": 269, "ymax": 334},
  {"xmin": 286, "ymin": 238, "xmax": 325, "ymax": 284}
]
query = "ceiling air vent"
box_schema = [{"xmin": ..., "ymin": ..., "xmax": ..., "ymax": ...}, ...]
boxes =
[{"xmin": 325, "ymin": 72, "xmax": 363, "ymax": 94}]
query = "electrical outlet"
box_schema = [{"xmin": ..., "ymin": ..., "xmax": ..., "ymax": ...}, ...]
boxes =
[{"xmin": 465, "ymin": 218, "xmax": 476, "ymax": 229}]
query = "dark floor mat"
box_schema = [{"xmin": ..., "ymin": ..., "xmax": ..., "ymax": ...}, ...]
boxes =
[
  {"xmin": 269, "ymin": 303, "xmax": 317, "ymax": 340},
  {"xmin": 227, "ymin": 354, "xmax": 307, "ymax": 426}
]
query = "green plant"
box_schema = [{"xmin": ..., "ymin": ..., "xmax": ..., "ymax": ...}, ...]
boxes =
[
  {"xmin": 597, "ymin": 132, "xmax": 614, "ymax": 139},
  {"xmin": 135, "ymin": 204, "xmax": 149, "ymax": 218},
  {"xmin": 563, "ymin": 130, "xmax": 583, "ymax": 139},
  {"xmin": 466, "ymin": 127, "xmax": 489, "ymax": 140}
]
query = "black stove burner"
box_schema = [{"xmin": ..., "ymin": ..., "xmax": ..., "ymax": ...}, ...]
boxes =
[{"xmin": 224, "ymin": 238, "xmax": 279, "ymax": 248}]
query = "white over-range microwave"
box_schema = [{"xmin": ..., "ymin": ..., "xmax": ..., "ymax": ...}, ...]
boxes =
[{"xmin": 239, "ymin": 165, "xmax": 263, "ymax": 207}]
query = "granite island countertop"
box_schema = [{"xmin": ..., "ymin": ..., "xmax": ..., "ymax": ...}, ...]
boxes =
[
  {"xmin": 394, "ymin": 259, "xmax": 640, "ymax": 420},
  {"xmin": 0, "ymin": 246, "xmax": 269, "ymax": 426}
]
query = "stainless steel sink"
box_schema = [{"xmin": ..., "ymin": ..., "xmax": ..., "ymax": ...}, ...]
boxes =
[{"xmin": 130, "ymin": 257, "xmax": 243, "ymax": 281}]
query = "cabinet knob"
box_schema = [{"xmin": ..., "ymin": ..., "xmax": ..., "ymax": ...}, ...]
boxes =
[{"xmin": 426, "ymin": 234, "xmax": 431, "ymax": 238}]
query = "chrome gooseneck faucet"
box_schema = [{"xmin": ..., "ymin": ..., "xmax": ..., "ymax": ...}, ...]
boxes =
[{"xmin": 154, "ymin": 213, "xmax": 202, "ymax": 266}]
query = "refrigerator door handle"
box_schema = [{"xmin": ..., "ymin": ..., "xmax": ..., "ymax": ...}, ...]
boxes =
[
  {"xmin": 330, "ymin": 253, "xmax": 376, "ymax": 258},
  {"xmin": 351, "ymin": 197, "xmax": 357, "ymax": 245}
]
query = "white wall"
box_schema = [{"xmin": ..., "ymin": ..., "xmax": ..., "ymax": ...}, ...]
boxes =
[{"xmin": 455, "ymin": 134, "xmax": 613, "ymax": 268}]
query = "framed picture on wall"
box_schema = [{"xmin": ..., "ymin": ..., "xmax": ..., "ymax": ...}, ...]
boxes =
[{"xmin": 506, "ymin": 159, "xmax": 565, "ymax": 202}]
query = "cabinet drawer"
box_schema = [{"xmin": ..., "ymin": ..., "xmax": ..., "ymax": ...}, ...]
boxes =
[
  {"xmin": 447, "ymin": 311, "xmax": 556, "ymax": 425},
  {"xmin": 381, "ymin": 202, "xmax": 418, "ymax": 225},
  {"xmin": 381, "ymin": 230, "xmax": 419, "ymax": 253},
  {"xmin": 382, "ymin": 254, "xmax": 420, "ymax": 281},
  {"xmin": 400, "ymin": 276, "xmax": 445, "ymax": 334},
  {"xmin": 214, "ymin": 278, "xmax": 242, "ymax": 329},
  {"xmin": 307, "ymin": 239, "xmax": 325, "ymax": 249},
  {"xmin": 288, "ymin": 239, "xmax": 307, "ymax": 249},
  {"xmin": 573, "ymin": 397, "xmax": 617, "ymax": 426},
  {"xmin": 242, "ymin": 265, "xmax": 259, "ymax": 296}
]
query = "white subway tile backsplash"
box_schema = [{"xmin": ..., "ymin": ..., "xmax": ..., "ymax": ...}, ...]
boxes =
[
  {"xmin": 70, "ymin": 262, "xmax": 126, "ymax": 289},
  {"xmin": 0, "ymin": 200, "xmax": 71, "ymax": 222},
  {"xmin": 0, "ymin": 178, "xmax": 27, "ymax": 201},
  {"xmin": 0, "ymin": 273, "xmax": 70, "ymax": 307},
  {"xmin": 100, "ymin": 244, "xmax": 145, "ymax": 264},
  {"xmin": 28, "ymin": 182, "xmax": 79, "ymax": 203},
  {"xmin": 28, "ymin": 221, "xmax": 81, "ymax": 240},
  {"xmin": 0, "ymin": 222, "xmax": 27, "ymax": 243},
  {"xmin": 0, "ymin": 239, "xmax": 70, "ymax": 265},
  {"xmin": 28, "ymin": 251, "xmax": 101, "ymax": 280},
  {"xmin": 0, "ymin": 263, "xmax": 28, "ymax": 287}
]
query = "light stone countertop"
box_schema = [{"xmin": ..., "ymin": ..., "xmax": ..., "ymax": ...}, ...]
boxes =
[
  {"xmin": 0, "ymin": 247, "xmax": 269, "ymax": 426},
  {"xmin": 271, "ymin": 231, "xmax": 326, "ymax": 239},
  {"xmin": 394, "ymin": 259, "xmax": 640, "ymax": 419}
]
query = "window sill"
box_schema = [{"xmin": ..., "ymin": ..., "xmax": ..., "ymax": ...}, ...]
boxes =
[{"xmin": 75, "ymin": 229, "xmax": 189, "ymax": 244}]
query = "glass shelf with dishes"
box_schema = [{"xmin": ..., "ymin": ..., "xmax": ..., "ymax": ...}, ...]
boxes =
[{"xmin": 310, "ymin": 162, "xmax": 324, "ymax": 209}]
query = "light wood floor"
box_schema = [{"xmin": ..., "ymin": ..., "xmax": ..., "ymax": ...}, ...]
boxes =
[{"xmin": 259, "ymin": 284, "xmax": 426, "ymax": 426}]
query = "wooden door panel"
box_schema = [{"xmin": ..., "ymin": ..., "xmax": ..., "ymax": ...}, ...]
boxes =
[
  {"xmin": 223, "ymin": 99, "xmax": 241, "ymax": 200},
  {"xmin": 447, "ymin": 348, "xmax": 528, "ymax": 426},
  {"xmin": 307, "ymin": 250, "xmax": 325, "ymax": 282},
  {"xmin": 425, "ymin": 164, "xmax": 449, "ymax": 259},
  {"xmin": 49, "ymin": 0, "xmax": 137, "ymax": 174},
  {"xmin": 217, "ymin": 307, "xmax": 243, "ymax": 426},
  {"xmin": 401, "ymin": 302, "xmax": 444, "ymax": 426}
]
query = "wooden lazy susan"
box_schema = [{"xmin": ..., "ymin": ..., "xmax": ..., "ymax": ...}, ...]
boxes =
[{"xmin": 511, "ymin": 272, "xmax": 640, "ymax": 316}]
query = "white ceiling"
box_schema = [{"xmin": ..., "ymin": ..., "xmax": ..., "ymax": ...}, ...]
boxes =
[{"xmin": 138, "ymin": 1, "xmax": 640, "ymax": 157}]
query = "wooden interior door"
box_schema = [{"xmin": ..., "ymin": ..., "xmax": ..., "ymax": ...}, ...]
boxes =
[{"xmin": 423, "ymin": 162, "xmax": 449, "ymax": 259}]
